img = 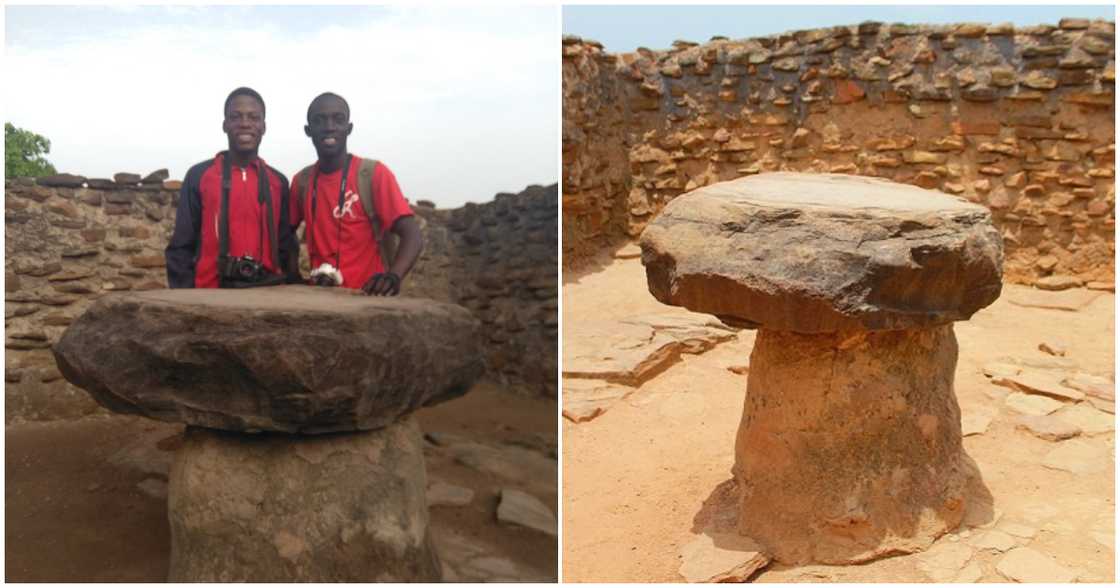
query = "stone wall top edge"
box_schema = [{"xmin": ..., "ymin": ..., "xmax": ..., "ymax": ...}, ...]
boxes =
[{"xmin": 564, "ymin": 18, "xmax": 1116, "ymax": 59}]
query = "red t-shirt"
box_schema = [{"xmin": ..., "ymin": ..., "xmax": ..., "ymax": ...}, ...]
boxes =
[
  {"xmin": 195, "ymin": 154, "xmax": 286, "ymax": 288},
  {"xmin": 290, "ymin": 155, "xmax": 413, "ymax": 289}
]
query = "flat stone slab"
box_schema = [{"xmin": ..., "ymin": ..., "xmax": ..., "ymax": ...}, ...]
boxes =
[
  {"xmin": 996, "ymin": 547, "xmax": 1077, "ymax": 583},
  {"xmin": 53, "ymin": 286, "xmax": 484, "ymax": 433},
  {"xmin": 640, "ymin": 173, "xmax": 1003, "ymax": 333},
  {"xmin": 562, "ymin": 313, "xmax": 736, "ymax": 384},
  {"xmin": 992, "ymin": 370, "xmax": 1085, "ymax": 402},
  {"xmin": 1007, "ymin": 288, "xmax": 1103, "ymax": 311},
  {"xmin": 496, "ymin": 488, "xmax": 557, "ymax": 537},
  {"xmin": 677, "ymin": 532, "xmax": 770, "ymax": 582},
  {"xmin": 561, "ymin": 378, "xmax": 633, "ymax": 423}
]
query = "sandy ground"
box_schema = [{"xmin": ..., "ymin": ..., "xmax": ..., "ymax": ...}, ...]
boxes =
[
  {"xmin": 6, "ymin": 381, "xmax": 557, "ymax": 582},
  {"xmin": 562, "ymin": 248, "xmax": 1115, "ymax": 583}
]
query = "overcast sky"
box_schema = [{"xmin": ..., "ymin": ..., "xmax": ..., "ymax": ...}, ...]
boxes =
[
  {"xmin": 564, "ymin": 4, "xmax": 1116, "ymax": 53},
  {"xmin": 6, "ymin": 5, "xmax": 559, "ymax": 208}
]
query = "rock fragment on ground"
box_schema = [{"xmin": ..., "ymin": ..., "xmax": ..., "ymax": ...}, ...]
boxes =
[
  {"xmin": 1034, "ymin": 276, "xmax": 1083, "ymax": 291},
  {"xmin": 998, "ymin": 522, "xmax": 1038, "ymax": 540},
  {"xmin": 1062, "ymin": 372, "xmax": 1114, "ymax": 401},
  {"xmin": 677, "ymin": 532, "xmax": 770, "ymax": 583},
  {"xmin": 996, "ymin": 547, "xmax": 1077, "ymax": 582},
  {"xmin": 613, "ymin": 243, "xmax": 642, "ymax": 259},
  {"xmin": 1004, "ymin": 392, "xmax": 1063, "ymax": 416},
  {"xmin": 561, "ymin": 379, "xmax": 633, "ymax": 423},
  {"xmin": 1014, "ymin": 414, "xmax": 1081, "ymax": 441},
  {"xmin": 1006, "ymin": 288, "xmax": 1103, "ymax": 311},
  {"xmin": 1037, "ymin": 340, "xmax": 1068, "ymax": 356},
  {"xmin": 136, "ymin": 478, "xmax": 168, "ymax": 499},
  {"xmin": 981, "ymin": 362, "xmax": 1021, "ymax": 379},
  {"xmin": 993, "ymin": 370, "xmax": 1085, "ymax": 402},
  {"xmin": 915, "ymin": 542, "xmax": 975, "ymax": 582},
  {"xmin": 1055, "ymin": 403, "xmax": 1115, "ymax": 435},
  {"xmin": 1086, "ymin": 396, "xmax": 1115, "ymax": 414},
  {"xmin": 427, "ymin": 482, "xmax": 475, "ymax": 507},
  {"xmin": 496, "ymin": 488, "xmax": 557, "ymax": 536},
  {"xmin": 961, "ymin": 410, "xmax": 994, "ymax": 436},
  {"xmin": 968, "ymin": 529, "xmax": 1017, "ymax": 552},
  {"xmin": 1041, "ymin": 440, "xmax": 1109, "ymax": 475},
  {"xmin": 563, "ymin": 313, "xmax": 736, "ymax": 385},
  {"xmin": 449, "ymin": 442, "xmax": 557, "ymax": 496}
]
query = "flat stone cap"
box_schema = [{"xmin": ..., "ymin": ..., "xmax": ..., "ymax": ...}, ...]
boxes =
[
  {"xmin": 53, "ymin": 286, "xmax": 484, "ymax": 433},
  {"xmin": 640, "ymin": 173, "xmax": 1004, "ymax": 333}
]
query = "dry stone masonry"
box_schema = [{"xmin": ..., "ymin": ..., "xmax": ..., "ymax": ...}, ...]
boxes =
[
  {"xmin": 564, "ymin": 19, "xmax": 1115, "ymax": 286},
  {"xmin": 640, "ymin": 173, "xmax": 1004, "ymax": 565},
  {"xmin": 5, "ymin": 171, "xmax": 557, "ymax": 424},
  {"xmin": 52, "ymin": 286, "xmax": 484, "ymax": 581}
]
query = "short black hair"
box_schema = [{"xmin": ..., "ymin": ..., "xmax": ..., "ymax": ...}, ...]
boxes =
[
  {"xmin": 307, "ymin": 92, "xmax": 350, "ymax": 121},
  {"xmin": 224, "ymin": 87, "xmax": 265, "ymax": 117}
]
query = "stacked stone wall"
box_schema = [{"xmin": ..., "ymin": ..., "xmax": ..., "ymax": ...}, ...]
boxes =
[
  {"xmin": 5, "ymin": 172, "xmax": 557, "ymax": 423},
  {"xmin": 563, "ymin": 18, "xmax": 1116, "ymax": 285}
]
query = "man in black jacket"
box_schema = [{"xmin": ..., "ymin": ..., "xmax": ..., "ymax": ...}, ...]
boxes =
[{"xmin": 165, "ymin": 87, "xmax": 298, "ymax": 288}]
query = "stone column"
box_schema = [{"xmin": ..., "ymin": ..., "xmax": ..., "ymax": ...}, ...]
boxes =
[
  {"xmin": 53, "ymin": 285, "xmax": 484, "ymax": 581},
  {"xmin": 640, "ymin": 172, "xmax": 1003, "ymax": 565}
]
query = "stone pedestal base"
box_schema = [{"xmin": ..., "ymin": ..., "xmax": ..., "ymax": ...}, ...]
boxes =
[
  {"xmin": 168, "ymin": 416, "xmax": 441, "ymax": 582},
  {"xmin": 733, "ymin": 326, "xmax": 971, "ymax": 565}
]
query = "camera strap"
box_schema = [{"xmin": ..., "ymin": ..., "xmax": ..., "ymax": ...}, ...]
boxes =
[
  {"xmin": 308, "ymin": 154, "xmax": 351, "ymax": 272},
  {"xmin": 218, "ymin": 151, "xmax": 280, "ymax": 286}
]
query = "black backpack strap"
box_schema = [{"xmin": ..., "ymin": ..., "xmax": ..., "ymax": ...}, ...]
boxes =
[
  {"xmin": 259, "ymin": 165, "xmax": 279, "ymax": 276},
  {"xmin": 218, "ymin": 152, "xmax": 232, "ymax": 278}
]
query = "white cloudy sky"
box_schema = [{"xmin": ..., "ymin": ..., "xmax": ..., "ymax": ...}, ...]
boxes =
[{"xmin": 5, "ymin": 5, "xmax": 559, "ymax": 208}]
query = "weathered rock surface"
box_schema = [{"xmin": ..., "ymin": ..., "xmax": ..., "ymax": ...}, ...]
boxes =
[
  {"xmin": 168, "ymin": 417, "xmax": 441, "ymax": 582},
  {"xmin": 52, "ymin": 286, "xmax": 484, "ymax": 433},
  {"xmin": 677, "ymin": 533, "xmax": 770, "ymax": 582},
  {"xmin": 562, "ymin": 313, "xmax": 736, "ymax": 384},
  {"xmin": 496, "ymin": 488, "xmax": 557, "ymax": 536},
  {"xmin": 640, "ymin": 173, "xmax": 1003, "ymax": 333},
  {"xmin": 733, "ymin": 325, "xmax": 970, "ymax": 564}
]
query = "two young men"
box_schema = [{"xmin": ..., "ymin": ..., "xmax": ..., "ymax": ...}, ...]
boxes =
[{"xmin": 165, "ymin": 87, "xmax": 421, "ymax": 295}]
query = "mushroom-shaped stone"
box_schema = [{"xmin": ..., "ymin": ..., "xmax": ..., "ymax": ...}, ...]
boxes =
[
  {"xmin": 53, "ymin": 286, "xmax": 484, "ymax": 581},
  {"xmin": 640, "ymin": 173, "xmax": 1003, "ymax": 565},
  {"xmin": 52, "ymin": 285, "xmax": 484, "ymax": 434},
  {"xmin": 640, "ymin": 173, "xmax": 1003, "ymax": 332}
]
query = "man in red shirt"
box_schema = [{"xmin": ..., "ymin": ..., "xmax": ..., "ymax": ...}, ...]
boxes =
[
  {"xmin": 289, "ymin": 93, "xmax": 423, "ymax": 295},
  {"xmin": 165, "ymin": 87, "xmax": 297, "ymax": 288}
]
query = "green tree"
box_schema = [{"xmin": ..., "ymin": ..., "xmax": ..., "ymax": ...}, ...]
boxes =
[{"xmin": 5, "ymin": 122, "xmax": 57, "ymax": 178}]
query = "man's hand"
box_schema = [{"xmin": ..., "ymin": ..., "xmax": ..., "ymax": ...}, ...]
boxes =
[{"xmin": 362, "ymin": 272, "xmax": 401, "ymax": 296}]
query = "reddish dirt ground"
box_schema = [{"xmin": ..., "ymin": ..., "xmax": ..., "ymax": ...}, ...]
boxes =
[{"xmin": 562, "ymin": 249, "xmax": 1114, "ymax": 583}]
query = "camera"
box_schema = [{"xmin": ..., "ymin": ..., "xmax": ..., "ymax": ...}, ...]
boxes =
[
  {"xmin": 220, "ymin": 255, "xmax": 267, "ymax": 284},
  {"xmin": 309, "ymin": 263, "xmax": 343, "ymax": 287}
]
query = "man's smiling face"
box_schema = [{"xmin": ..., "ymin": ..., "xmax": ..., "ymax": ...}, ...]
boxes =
[
  {"xmin": 223, "ymin": 95, "xmax": 265, "ymax": 154},
  {"xmin": 305, "ymin": 95, "xmax": 352, "ymax": 159}
]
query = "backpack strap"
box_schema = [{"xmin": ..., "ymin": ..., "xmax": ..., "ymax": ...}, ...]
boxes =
[
  {"xmin": 356, "ymin": 157, "xmax": 398, "ymax": 270},
  {"xmin": 356, "ymin": 158, "xmax": 381, "ymax": 240},
  {"xmin": 292, "ymin": 164, "xmax": 316, "ymax": 217}
]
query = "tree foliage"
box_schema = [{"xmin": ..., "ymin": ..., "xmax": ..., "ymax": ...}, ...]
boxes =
[{"xmin": 5, "ymin": 122, "xmax": 57, "ymax": 178}]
